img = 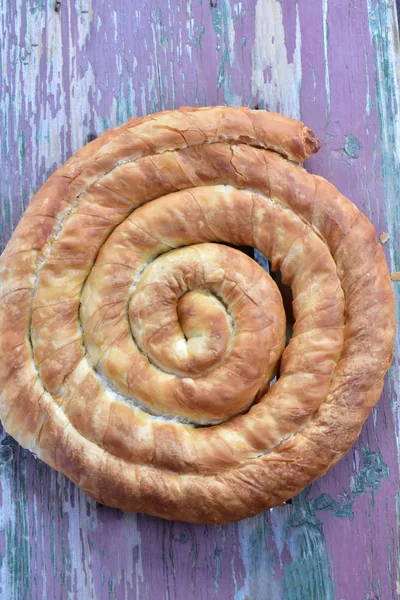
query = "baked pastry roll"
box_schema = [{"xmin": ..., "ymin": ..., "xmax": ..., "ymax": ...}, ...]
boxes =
[{"xmin": 0, "ymin": 107, "xmax": 395, "ymax": 523}]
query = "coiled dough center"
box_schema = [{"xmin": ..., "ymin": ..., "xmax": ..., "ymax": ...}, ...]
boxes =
[{"xmin": 82, "ymin": 241, "xmax": 286, "ymax": 424}]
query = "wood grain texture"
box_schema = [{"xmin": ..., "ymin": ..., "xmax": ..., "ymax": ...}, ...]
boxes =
[{"xmin": 0, "ymin": 0, "xmax": 399, "ymax": 598}]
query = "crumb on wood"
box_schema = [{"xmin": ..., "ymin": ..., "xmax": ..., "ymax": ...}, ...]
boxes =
[
  {"xmin": 379, "ymin": 232, "xmax": 390, "ymax": 244},
  {"xmin": 390, "ymin": 272, "xmax": 400, "ymax": 281}
]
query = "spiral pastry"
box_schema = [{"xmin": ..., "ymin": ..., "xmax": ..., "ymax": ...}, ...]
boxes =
[{"xmin": 0, "ymin": 107, "xmax": 395, "ymax": 524}]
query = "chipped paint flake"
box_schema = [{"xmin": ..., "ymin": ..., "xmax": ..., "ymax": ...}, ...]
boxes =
[
  {"xmin": 322, "ymin": 0, "xmax": 330, "ymax": 116},
  {"xmin": 251, "ymin": 0, "xmax": 302, "ymax": 117}
]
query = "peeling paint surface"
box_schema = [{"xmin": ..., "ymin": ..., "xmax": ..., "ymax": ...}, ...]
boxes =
[{"xmin": 0, "ymin": 1, "xmax": 399, "ymax": 598}]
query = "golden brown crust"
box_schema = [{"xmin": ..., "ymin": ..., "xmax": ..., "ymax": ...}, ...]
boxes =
[{"xmin": 0, "ymin": 106, "xmax": 395, "ymax": 523}]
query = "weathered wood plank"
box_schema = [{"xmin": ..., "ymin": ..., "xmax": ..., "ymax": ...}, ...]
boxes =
[{"xmin": 0, "ymin": 1, "xmax": 399, "ymax": 598}]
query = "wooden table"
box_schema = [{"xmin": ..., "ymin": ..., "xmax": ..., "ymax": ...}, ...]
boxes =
[{"xmin": 1, "ymin": 1, "xmax": 399, "ymax": 598}]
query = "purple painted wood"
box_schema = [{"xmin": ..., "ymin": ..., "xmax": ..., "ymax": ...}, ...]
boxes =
[{"xmin": 0, "ymin": 1, "xmax": 399, "ymax": 598}]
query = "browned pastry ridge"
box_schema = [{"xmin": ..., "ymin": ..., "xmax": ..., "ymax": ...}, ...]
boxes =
[{"xmin": 0, "ymin": 107, "xmax": 395, "ymax": 524}]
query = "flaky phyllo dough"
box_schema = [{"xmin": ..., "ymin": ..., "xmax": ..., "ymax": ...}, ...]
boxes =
[{"xmin": 0, "ymin": 107, "xmax": 395, "ymax": 523}]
